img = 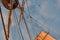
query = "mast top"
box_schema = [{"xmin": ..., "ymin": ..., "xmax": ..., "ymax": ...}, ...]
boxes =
[{"xmin": 2, "ymin": 0, "xmax": 18, "ymax": 10}]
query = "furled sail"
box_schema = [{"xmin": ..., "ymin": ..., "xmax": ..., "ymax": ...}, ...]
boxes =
[{"xmin": 35, "ymin": 31, "xmax": 55, "ymax": 40}]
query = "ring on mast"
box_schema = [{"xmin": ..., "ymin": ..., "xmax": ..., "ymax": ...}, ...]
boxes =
[{"xmin": 2, "ymin": 0, "xmax": 18, "ymax": 10}]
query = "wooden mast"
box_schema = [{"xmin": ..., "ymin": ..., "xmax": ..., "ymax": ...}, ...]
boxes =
[
  {"xmin": 6, "ymin": 0, "xmax": 13, "ymax": 40},
  {"xmin": 0, "ymin": 6, "xmax": 8, "ymax": 40}
]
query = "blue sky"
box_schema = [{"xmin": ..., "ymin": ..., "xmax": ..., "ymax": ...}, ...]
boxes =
[{"xmin": 0, "ymin": 0, "xmax": 60, "ymax": 40}]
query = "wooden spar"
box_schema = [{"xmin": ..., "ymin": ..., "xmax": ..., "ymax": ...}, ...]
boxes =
[
  {"xmin": 6, "ymin": 0, "xmax": 13, "ymax": 40},
  {"xmin": 6, "ymin": 10, "xmax": 12, "ymax": 40},
  {"xmin": 0, "ymin": 6, "xmax": 8, "ymax": 40}
]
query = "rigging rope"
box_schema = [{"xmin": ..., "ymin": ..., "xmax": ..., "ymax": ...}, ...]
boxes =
[
  {"xmin": 25, "ymin": 0, "xmax": 48, "ymax": 32},
  {"xmin": 13, "ymin": 10, "xmax": 24, "ymax": 40},
  {"xmin": 22, "ymin": 0, "xmax": 32, "ymax": 40},
  {"xmin": 22, "ymin": 0, "xmax": 60, "ymax": 39},
  {"xmin": 12, "ymin": 10, "xmax": 21, "ymax": 40},
  {"xmin": 18, "ymin": 0, "xmax": 32, "ymax": 40},
  {"xmin": 24, "ymin": 8, "xmax": 60, "ymax": 39},
  {"xmin": 25, "ymin": 0, "xmax": 37, "ymax": 39},
  {"xmin": 23, "ymin": 15, "xmax": 32, "ymax": 40},
  {"xmin": 17, "ymin": 0, "xmax": 22, "ymax": 26},
  {"xmin": 29, "ymin": 15, "xmax": 60, "ymax": 37},
  {"xmin": 25, "ymin": 1, "xmax": 48, "ymax": 39}
]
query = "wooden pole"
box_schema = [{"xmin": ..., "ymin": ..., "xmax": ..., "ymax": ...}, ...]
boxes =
[
  {"xmin": 6, "ymin": 0, "xmax": 13, "ymax": 40},
  {"xmin": 0, "ymin": 6, "xmax": 8, "ymax": 40}
]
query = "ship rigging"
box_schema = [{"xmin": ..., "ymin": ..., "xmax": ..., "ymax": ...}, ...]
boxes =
[{"xmin": 0, "ymin": 0, "xmax": 60, "ymax": 40}]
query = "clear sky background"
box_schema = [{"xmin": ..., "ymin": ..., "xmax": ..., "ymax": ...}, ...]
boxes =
[{"xmin": 0, "ymin": 0, "xmax": 60, "ymax": 40}]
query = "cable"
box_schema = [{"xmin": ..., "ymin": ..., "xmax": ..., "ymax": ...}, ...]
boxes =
[
  {"xmin": 25, "ymin": 0, "xmax": 47, "ymax": 33},
  {"xmin": 24, "ymin": 11, "xmax": 44, "ymax": 40},
  {"xmin": 13, "ymin": 10, "xmax": 24, "ymax": 40},
  {"xmin": 24, "ymin": 0, "xmax": 46, "ymax": 39},
  {"xmin": 17, "ymin": 1, "xmax": 22, "ymax": 26},
  {"xmin": 30, "ymin": 15, "xmax": 60, "ymax": 37},
  {"xmin": 25, "ymin": 0, "xmax": 37, "ymax": 39},
  {"xmin": 22, "ymin": 0, "xmax": 32, "ymax": 40},
  {"xmin": 19, "ymin": 0, "xmax": 60, "ymax": 39},
  {"xmin": 23, "ymin": 14, "xmax": 32, "ymax": 40},
  {"xmin": 24, "ymin": 10, "xmax": 60, "ymax": 39},
  {"xmin": 14, "ymin": 10, "xmax": 24, "ymax": 40},
  {"xmin": 11, "ymin": 10, "xmax": 20, "ymax": 40},
  {"xmin": 18, "ymin": 0, "xmax": 32, "ymax": 40}
]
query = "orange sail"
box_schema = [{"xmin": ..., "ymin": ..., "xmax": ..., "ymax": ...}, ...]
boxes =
[{"xmin": 35, "ymin": 31, "xmax": 55, "ymax": 40}]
